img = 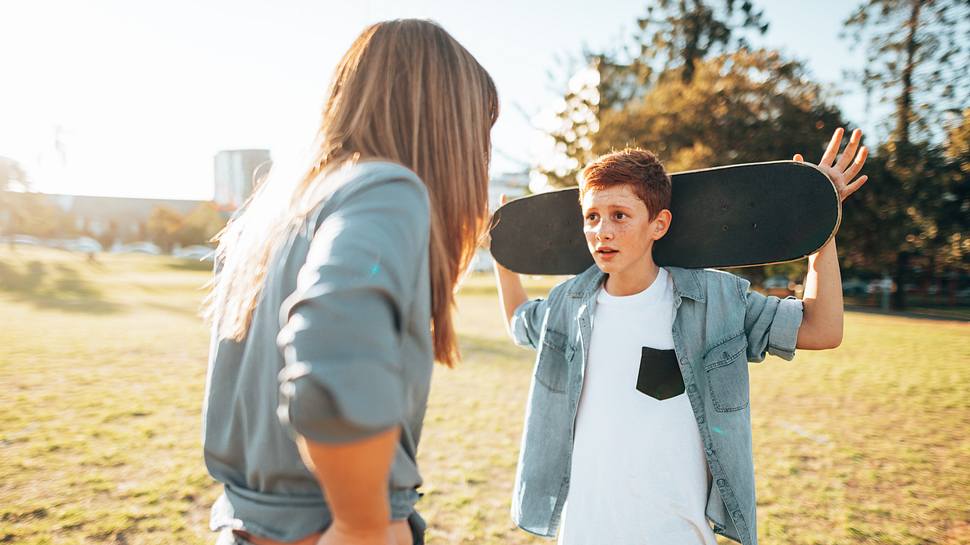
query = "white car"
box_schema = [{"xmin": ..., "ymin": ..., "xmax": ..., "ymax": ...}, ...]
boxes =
[
  {"xmin": 118, "ymin": 242, "xmax": 162, "ymax": 255},
  {"xmin": 842, "ymin": 278, "xmax": 868, "ymax": 296},
  {"xmin": 4, "ymin": 234, "xmax": 42, "ymax": 246},
  {"xmin": 762, "ymin": 276, "xmax": 790, "ymax": 290},
  {"xmin": 174, "ymin": 245, "xmax": 215, "ymax": 261},
  {"xmin": 63, "ymin": 237, "xmax": 103, "ymax": 253}
]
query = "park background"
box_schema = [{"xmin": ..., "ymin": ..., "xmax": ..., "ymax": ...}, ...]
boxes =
[{"xmin": 1, "ymin": 1, "xmax": 968, "ymax": 544}]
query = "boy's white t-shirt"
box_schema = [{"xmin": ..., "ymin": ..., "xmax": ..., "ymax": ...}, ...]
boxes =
[{"xmin": 558, "ymin": 267, "xmax": 718, "ymax": 545}]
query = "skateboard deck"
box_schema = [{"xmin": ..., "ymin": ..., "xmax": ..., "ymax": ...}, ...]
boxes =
[{"xmin": 489, "ymin": 161, "xmax": 841, "ymax": 275}]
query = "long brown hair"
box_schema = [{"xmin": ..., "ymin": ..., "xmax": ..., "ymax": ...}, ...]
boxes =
[{"xmin": 204, "ymin": 19, "xmax": 498, "ymax": 366}]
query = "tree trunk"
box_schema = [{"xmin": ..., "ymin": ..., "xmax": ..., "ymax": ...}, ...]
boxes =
[
  {"xmin": 894, "ymin": 0, "xmax": 923, "ymax": 152},
  {"xmin": 893, "ymin": 251, "xmax": 909, "ymax": 310}
]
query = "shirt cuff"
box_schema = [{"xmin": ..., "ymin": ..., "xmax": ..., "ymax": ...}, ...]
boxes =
[
  {"xmin": 509, "ymin": 299, "xmax": 540, "ymax": 349},
  {"xmin": 766, "ymin": 296, "xmax": 804, "ymax": 361},
  {"xmin": 277, "ymin": 357, "xmax": 405, "ymax": 444}
]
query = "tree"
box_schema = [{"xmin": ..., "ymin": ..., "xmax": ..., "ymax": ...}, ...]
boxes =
[
  {"xmin": 0, "ymin": 156, "xmax": 28, "ymax": 192},
  {"xmin": 145, "ymin": 206, "xmax": 185, "ymax": 253},
  {"xmin": 175, "ymin": 203, "xmax": 226, "ymax": 247},
  {"xmin": 842, "ymin": 0, "xmax": 970, "ymax": 308},
  {"xmin": 6, "ymin": 193, "xmax": 62, "ymax": 239},
  {"xmin": 634, "ymin": 0, "xmax": 769, "ymax": 85},
  {"xmin": 0, "ymin": 157, "xmax": 30, "ymax": 245},
  {"xmin": 936, "ymin": 109, "xmax": 970, "ymax": 272},
  {"xmin": 593, "ymin": 49, "xmax": 846, "ymax": 171},
  {"xmin": 844, "ymin": 0, "xmax": 969, "ymax": 151},
  {"xmin": 534, "ymin": 1, "xmax": 769, "ymax": 187}
]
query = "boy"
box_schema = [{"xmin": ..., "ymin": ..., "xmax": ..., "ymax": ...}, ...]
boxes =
[{"xmin": 493, "ymin": 128, "xmax": 868, "ymax": 545}]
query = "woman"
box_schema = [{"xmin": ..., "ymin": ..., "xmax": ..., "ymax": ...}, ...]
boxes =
[{"xmin": 202, "ymin": 19, "xmax": 498, "ymax": 545}]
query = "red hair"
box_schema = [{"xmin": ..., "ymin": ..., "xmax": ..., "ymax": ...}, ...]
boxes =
[{"xmin": 580, "ymin": 148, "xmax": 671, "ymax": 218}]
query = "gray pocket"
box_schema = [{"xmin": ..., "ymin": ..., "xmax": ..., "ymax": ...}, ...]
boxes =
[{"xmin": 703, "ymin": 334, "xmax": 749, "ymax": 412}]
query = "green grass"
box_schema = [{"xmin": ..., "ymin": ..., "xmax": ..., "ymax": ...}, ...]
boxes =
[{"xmin": 1, "ymin": 247, "xmax": 968, "ymax": 544}]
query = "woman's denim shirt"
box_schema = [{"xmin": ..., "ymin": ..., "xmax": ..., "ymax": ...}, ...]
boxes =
[
  {"xmin": 509, "ymin": 265, "xmax": 803, "ymax": 545},
  {"xmin": 203, "ymin": 162, "xmax": 433, "ymax": 542}
]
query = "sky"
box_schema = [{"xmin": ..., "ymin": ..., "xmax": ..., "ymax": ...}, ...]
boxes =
[{"xmin": 0, "ymin": 0, "xmax": 873, "ymax": 200}]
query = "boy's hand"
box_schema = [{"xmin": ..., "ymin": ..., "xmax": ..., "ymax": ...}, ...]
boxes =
[
  {"xmin": 484, "ymin": 194, "xmax": 509, "ymax": 251},
  {"xmin": 793, "ymin": 127, "xmax": 869, "ymax": 203}
]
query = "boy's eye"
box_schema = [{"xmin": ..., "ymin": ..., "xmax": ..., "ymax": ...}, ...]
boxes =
[
  {"xmin": 613, "ymin": 212, "xmax": 626, "ymax": 220},
  {"xmin": 585, "ymin": 213, "xmax": 599, "ymax": 222}
]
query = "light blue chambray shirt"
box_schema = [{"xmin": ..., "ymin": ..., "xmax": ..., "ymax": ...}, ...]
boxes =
[
  {"xmin": 509, "ymin": 265, "xmax": 803, "ymax": 545},
  {"xmin": 203, "ymin": 162, "xmax": 433, "ymax": 542}
]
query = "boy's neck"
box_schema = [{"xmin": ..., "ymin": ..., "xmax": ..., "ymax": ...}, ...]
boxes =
[{"xmin": 604, "ymin": 254, "xmax": 661, "ymax": 297}]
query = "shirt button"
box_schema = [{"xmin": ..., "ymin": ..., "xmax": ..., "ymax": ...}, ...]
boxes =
[
  {"xmin": 722, "ymin": 350, "xmax": 730, "ymax": 358},
  {"xmin": 687, "ymin": 384, "xmax": 697, "ymax": 393},
  {"xmin": 717, "ymin": 478, "xmax": 726, "ymax": 487},
  {"xmin": 732, "ymin": 510, "xmax": 743, "ymax": 520},
  {"xmin": 705, "ymin": 447, "xmax": 714, "ymax": 455}
]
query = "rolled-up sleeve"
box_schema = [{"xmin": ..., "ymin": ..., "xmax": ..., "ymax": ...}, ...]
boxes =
[
  {"xmin": 742, "ymin": 282, "xmax": 804, "ymax": 363},
  {"xmin": 510, "ymin": 298, "xmax": 548, "ymax": 350},
  {"xmin": 276, "ymin": 177, "xmax": 429, "ymax": 444}
]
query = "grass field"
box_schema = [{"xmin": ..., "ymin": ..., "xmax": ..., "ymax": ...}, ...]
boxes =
[{"xmin": 1, "ymin": 246, "xmax": 968, "ymax": 545}]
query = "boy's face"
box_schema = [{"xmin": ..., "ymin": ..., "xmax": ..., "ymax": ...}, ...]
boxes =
[{"xmin": 581, "ymin": 184, "xmax": 671, "ymax": 276}]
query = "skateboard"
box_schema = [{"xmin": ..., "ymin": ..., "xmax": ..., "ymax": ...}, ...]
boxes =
[{"xmin": 489, "ymin": 161, "xmax": 841, "ymax": 275}]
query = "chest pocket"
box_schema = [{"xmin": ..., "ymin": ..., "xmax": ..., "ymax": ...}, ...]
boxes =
[
  {"xmin": 703, "ymin": 333, "xmax": 749, "ymax": 412},
  {"xmin": 535, "ymin": 328, "xmax": 573, "ymax": 393}
]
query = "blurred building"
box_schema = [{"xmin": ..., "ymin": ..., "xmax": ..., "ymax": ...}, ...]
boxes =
[
  {"xmin": 214, "ymin": 149, "xmax": 272, "ymax": 210},
  {"xmin": 488, "ymin": 171, "xmax": 529, "ymax": 210},
  {"xmin": 0, "ymin": 191, "xmax": 210, "ymax": 241},
  {"xmin": 472, "ymin": 172, "xmax": 531, "ymax": 272}
]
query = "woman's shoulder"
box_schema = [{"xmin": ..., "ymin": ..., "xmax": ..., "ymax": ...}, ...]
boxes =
[
  {"xmin": 309, "ymin": 160, "xmax": 430, "ymax": 231},
  {"xmin": 329, "ymin": 160, "xmax": 429, "ymax": 206}
]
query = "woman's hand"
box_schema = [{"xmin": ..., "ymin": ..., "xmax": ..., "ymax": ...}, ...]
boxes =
[{"xmin": 793, "ymin": 127, "xmax": 869, "ymax": 203}]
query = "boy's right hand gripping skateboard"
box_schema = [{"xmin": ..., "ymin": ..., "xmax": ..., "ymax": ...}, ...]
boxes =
[{"xmin": 489, "ymin": 161, "xmax": 841, "ymax": 275}]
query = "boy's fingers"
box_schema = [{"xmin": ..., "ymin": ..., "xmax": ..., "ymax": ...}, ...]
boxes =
[
  {"xmin": 844, "ymin": 146, "xmax": 868, "ymax": 181},
  {"xmin": 792, "ymin": 154, "xmax": 804, "ymax": 162},
  {"xmin": 835, "ymin": 129, "xmax": 862, "ymax": 171},
  {"xmin": 842, "ymin": 175, "xmax": 868, "ymax": 200},
  {"xmin": 820, "ymin": 127, "xmax": 843, "ymax": 168},
  {"xmin": 500, "ymin": 193, "xmax": 508, "ymax": 205}
]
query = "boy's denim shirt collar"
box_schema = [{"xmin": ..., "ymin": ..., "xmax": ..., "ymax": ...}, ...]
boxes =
[
  {"xmin": 565, "ymin": 264, "xmax": 705, "ymax": 302},
  {"xmin": 509, "ymin": 264, "xmax": 803, "ymax": 545}
]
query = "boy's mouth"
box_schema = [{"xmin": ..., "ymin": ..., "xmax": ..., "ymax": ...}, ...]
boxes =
[{"xmin": 596, "ymin": 247, "xmax": 618, "ymax": 256}]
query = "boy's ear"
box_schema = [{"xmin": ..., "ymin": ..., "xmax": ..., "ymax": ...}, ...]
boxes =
[{"xmin": 651, "ymin": 209, "xmax": 673, "ymax": 241}]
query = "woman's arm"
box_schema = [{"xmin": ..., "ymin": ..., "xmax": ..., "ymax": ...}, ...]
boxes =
[
  {"xmin": 277, "ymin": 176, "xmax": 430, "ymax": 544},
  {"xmin": 299, "ymin": 431, "xmax": 411, "ymax": 545}
]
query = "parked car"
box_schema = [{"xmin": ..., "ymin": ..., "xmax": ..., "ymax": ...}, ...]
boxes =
[
  {"xmin": 62, "ymin": 237, "xmax": 103, "ymax": 253},
  {"xmin": 866, "ymin": 278, "xmax": 895, "ymax": 294},
  {"xmin": 173, "ymin": 245, "xmax": 214, "ymax": 261},
  {"xmin": 763, "ymin": 276, "xmax": 790, "ymax": 290},
  {"xmin": 117, "ymin": 242, "xmax": 162, "ymax": 255},
  {"xmin": 842, "ymin": 278, "xmax": 868, "ymax": 296},
  {"xmin": 762, "ymin": 275, "xmax": 792, "ymax": 297},
  {"xmin": 4, "ymin": 235, "xmax": 42, "ymax": 246}
]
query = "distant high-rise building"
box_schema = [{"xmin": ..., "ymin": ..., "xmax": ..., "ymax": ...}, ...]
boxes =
[{"xmin": 214, "ymin": 149, "xmax": 272, "ymax": 210}]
